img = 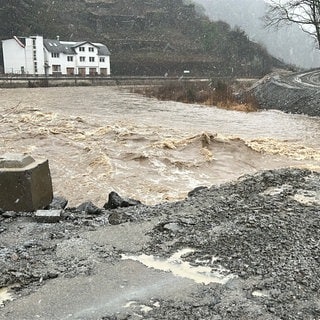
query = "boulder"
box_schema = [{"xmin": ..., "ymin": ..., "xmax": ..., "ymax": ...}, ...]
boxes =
[
  {"xmin": 77, "ymin": 201, "xmax": 102, "ymax": 215},
  {"xmin": 0, "ymin": 153, "xmax": 53, "ymax": 212},
  {"xmin": 103, "ymin": 191, "xmax": 142, "ymax": 210},
  {"xmin": 188, "ymin": 186, "xmax": 208, "ymax": 197},
  {"xmin": 35, "ymin": 209, "xmax": 62, "ymax": 223},
  {"xmin": 47, "ymin": 196, "xmax": 68, "ymax": 210}
]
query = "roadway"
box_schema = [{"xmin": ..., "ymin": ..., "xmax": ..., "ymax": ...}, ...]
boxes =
[{"xmin": 251, "ymin": 68, "xmax": 320, "ymax": 117}]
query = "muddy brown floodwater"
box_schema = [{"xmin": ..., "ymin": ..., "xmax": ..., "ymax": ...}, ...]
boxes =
[{"xmin": 0, "ymin": 86, "xmax": 319, "ymax": 206}]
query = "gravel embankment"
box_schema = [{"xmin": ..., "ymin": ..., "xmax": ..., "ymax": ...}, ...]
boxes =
[
  {"xmin": 1, "ymin": 168, "xmax": 320, "ymax": 319},
  {"xmin": 250, "ymin": 71, "xmax": 320, "ymax": 117}
]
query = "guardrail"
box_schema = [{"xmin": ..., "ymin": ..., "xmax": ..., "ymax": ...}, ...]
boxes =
[{"xmin": 0, "ymin": 75, "xmax": 218, "ymax": 88}]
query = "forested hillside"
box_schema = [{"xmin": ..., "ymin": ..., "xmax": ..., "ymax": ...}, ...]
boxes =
[{"xmin": 0, "ymin": 0, "xmax": 287, "ymax": 76}]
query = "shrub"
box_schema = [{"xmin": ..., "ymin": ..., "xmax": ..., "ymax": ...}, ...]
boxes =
[{"xmin": 133, "ymin": 80, "xmax": 259, "ymax": 112}]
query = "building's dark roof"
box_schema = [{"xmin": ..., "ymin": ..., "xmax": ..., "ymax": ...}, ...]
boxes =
[
  {"xmin": 43, "ymin": 39, "xmax": 110, "ymax": 56},
  {"xmin": 95, "ymin": 44, "xmax": 111, "ymax": 56}
]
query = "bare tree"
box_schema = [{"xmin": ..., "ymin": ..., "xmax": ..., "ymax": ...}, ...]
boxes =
[{"xmin": 265, "ymin": 0, "xmax": 320, "ymax": 49}]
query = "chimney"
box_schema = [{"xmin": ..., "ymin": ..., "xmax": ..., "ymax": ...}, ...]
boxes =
[{"xmin": 57, "ymin": 35, "xmax": 60, "ymax": 41}]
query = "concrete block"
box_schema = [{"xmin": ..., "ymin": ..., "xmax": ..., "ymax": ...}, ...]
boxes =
[
  {"xmin": 0, "ymin": 153, "xmax": 53, "ymax": 212},
  {"xmin": 35, "ymin": 210, "xmax": 62, "ymax": 223}
]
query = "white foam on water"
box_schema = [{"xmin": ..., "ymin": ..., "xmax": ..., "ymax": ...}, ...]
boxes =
[{"xmin": 122, "ymin": 248, "xmax": 236, "ymax": 285}]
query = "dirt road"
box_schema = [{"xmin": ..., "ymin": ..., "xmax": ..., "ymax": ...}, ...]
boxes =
[{"xmin": 251, "ymin": 69, "xmax": 320, "ymax": 117}]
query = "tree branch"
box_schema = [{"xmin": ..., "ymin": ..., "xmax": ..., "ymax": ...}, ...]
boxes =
[{"xmin": 264, "ymin": 0, "xmax": 320, "ymax": 49}]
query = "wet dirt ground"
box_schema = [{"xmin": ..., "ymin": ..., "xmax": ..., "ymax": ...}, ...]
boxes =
[{"xmin": 1, "ymin": 168, "xmax": 320, "ymax": 320}]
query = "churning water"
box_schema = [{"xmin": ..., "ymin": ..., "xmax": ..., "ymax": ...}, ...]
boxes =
[{"xmin": 0, "ymin": 86, "xmax": 319, "ymax": 206}]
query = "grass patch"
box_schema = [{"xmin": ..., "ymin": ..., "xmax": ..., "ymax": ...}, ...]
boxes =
[{"xmin": 133, "ymin": 80, "xmax": 259, "ymax": 112}]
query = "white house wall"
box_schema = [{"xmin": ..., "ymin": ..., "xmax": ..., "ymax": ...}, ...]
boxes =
[
  {"xmin": 73, "ymin": 42, "xmax": 110, "ymax": 76},
  {"xmin": 2, "ymin": 36, "xmax": 45, "ymax": 75},
  {"xmin": 33, "ymin": 36, "xmax": 45, "ymax": 75},
  {"xmin": 2, "ymin": 39, "xmax": 25, "ymax": 74},
  {"xmin": 2, "ymin": 36, "xmax": 110, "ymax": 76},
  {"xmin": 44, "ymin": 41, "xmax": 110, "ymax": 76}
]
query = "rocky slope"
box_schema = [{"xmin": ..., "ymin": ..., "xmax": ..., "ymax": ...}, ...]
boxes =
[{"xmin": 250, "ymin": 70, "xmax": 320, "ymax": 117}]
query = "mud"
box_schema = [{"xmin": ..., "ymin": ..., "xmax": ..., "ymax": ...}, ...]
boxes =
[{"xmin": 1, "ymin": 168, "xmax": 320, "ymax": 320}]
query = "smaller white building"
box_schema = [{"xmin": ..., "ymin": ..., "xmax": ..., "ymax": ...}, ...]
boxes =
[
  {"xmin": 2, "ymin": 36, "xmax": 45, "ymax": 75},
  {"xmin": 2, "ymin": 35, "xmax": 111, "ymax": 76}
]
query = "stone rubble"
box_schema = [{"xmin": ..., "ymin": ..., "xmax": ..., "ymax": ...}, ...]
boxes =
[{"xmin": 0, "ymin": 168, "xmax": 320, "ymax": 319}]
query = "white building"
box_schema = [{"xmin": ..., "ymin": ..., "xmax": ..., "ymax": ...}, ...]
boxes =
[
  {"xmin": 2, "ymin": 36, "xmax": 45, "ymax": 75},
  {"xmin": 2, "ymin": 35, "xmax": 111, "ymax": 76}
]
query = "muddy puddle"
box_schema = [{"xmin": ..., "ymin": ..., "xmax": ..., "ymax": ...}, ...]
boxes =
[{"xmin": 122, "ymin": 248, "xmax": 236, "ymax": 285}]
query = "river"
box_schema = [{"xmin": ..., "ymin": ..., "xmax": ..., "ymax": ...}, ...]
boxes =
[{"xmin": 0, "ymin": 86, "xmax": 319, "ymax": 206}]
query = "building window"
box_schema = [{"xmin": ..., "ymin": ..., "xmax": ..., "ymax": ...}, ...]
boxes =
[
  {"xmin": 89, "ymin": 57, "xmax": 95, "ymax": 62},
  {"xmin": 51, "ymin": 53, "xmax": 60, "ymax": 58},
  {"xmin": 78, "ymin": 67, "xmax": 86, "ymax": 76},
  {"xmin": 100, "ymin": 68, "xmax": 107, "ymax": 76},
  {"xmin": 66, "ymin": 67, "xmax": 74, "ymax": 75},
  {"xmin": 52, "ymin": 65, "xmax": 61, "ymax": 72},
  {"xmin": 79, "ymin": 47, "xmax": 85, "ymax": 52},
  {"xmin": 67, "ymin": 56, "xmax": 73, "ymax": 62},
  {"xmin": 100, "ymin": 57, "xmax": 105, "ymax": 63},
  {"xmin": 89, "ymin": 68, "xmax": 97, "ymax": 75},
  {"xmin": 80, "ymin": 56, "xmax": 86, "ymax": 62},
  {"xmin": 89, "ymin": 47, "xmax": 94, "ymax": 52}
]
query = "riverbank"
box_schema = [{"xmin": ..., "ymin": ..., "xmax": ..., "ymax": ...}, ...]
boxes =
[
  {"xmin": 0, "ymin": 75, "xmax": 216, "ymax": 89},
  {"xmin": 250, "ymin": 70, "xmax": 320, "ymax": 117},
  {"xmin": 1, "ymin": 84, "xmax": 319, "ymax": 318},
  {"xmin": 1, "ymin": 168, "xmax": 320, "ymax": 319},
  {"xmin": 133, "ymin": 79, "xmax": 259, "ymax": 112},
  {"xmin": 3, "ymin": 86, "xmax": 319, "ymax": 208}
]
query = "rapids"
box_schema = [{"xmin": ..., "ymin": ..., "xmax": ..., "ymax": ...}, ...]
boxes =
[{"xmin": 0, "ymin": 86, "xmax": 319, "ymax": 206}]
